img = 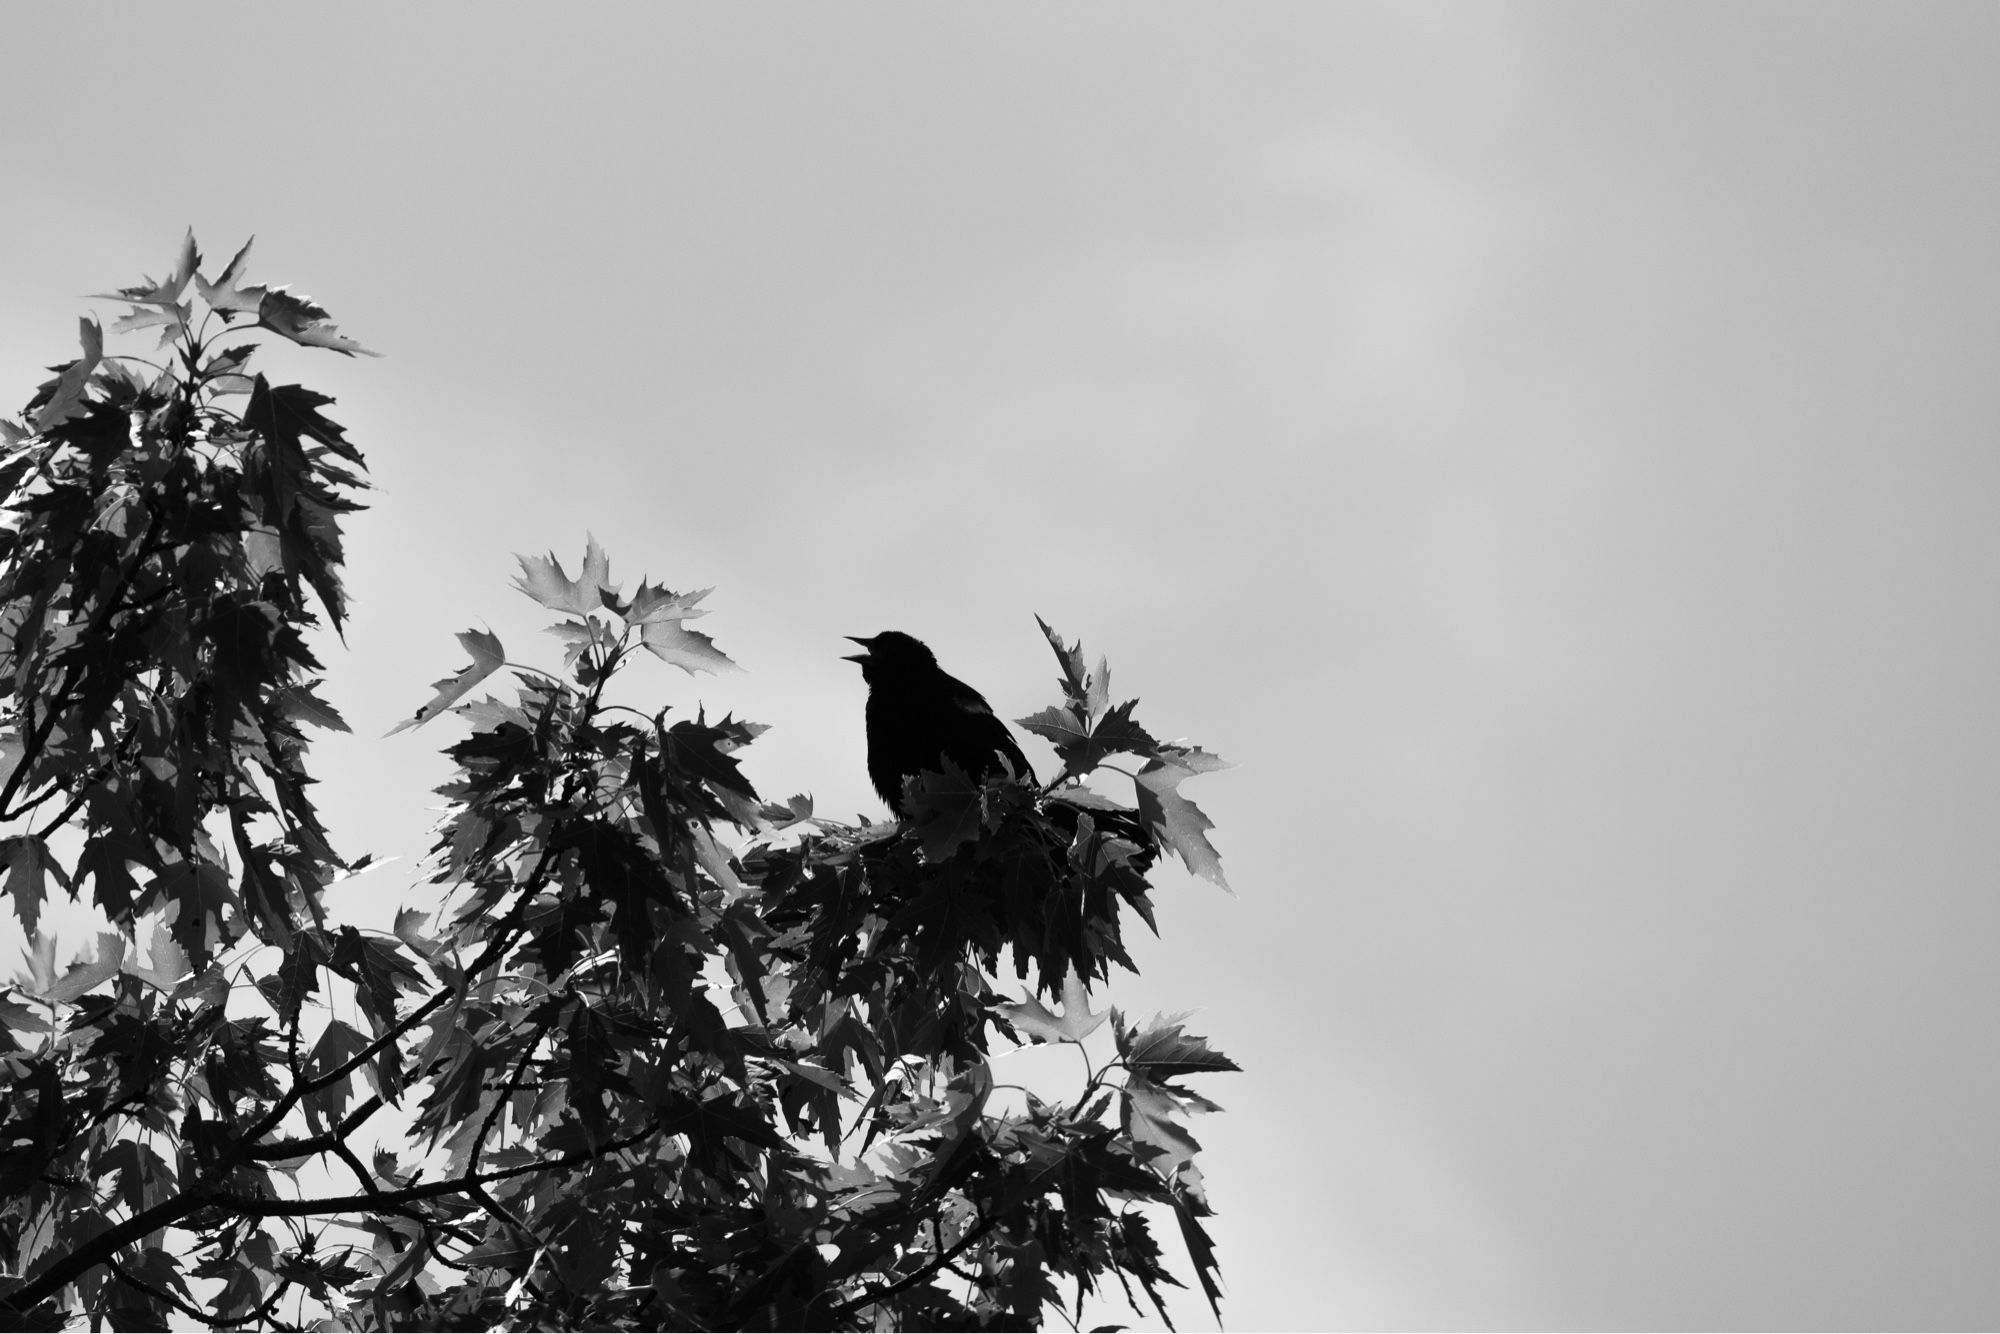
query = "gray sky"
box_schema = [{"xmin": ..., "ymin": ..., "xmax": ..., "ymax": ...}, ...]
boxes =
[{"xmin": 3, "ymin": 4, "xmax": 1996, "ymax": 1328}]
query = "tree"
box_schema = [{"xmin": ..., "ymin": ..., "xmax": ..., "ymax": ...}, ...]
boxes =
[{"xmin": 0, "ymin": 234, "xmax": 1235, "ymax": 1331}]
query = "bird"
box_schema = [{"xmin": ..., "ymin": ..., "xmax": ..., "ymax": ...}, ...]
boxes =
[
  {"xmin": 843, "ymin": 631, "xmax": 1034, "ymax": 816},
  {"xmin": 843, "ymin": 632, "xmax": 1156, "ymax": 868}
]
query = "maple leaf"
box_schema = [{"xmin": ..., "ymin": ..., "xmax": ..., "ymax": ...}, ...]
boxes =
[
  {"xmin": 241, "ymin": 377, "xmax": 369, "ymax": 633},
  {"xmin": 330, "ymin": 927, "xmax": 425, "ymax": 1041},
  {"xmin": 25, "ymin": 931, "xmax": 126, "ymax": 1004},
  {"xmin": 759, "ymin": 793, "xmax": 815, "ymax": 827},
  {"xmin": 1118, "ymin": 1012, "xmax": 1241, "ymax": 1081},
  {"xmin": 121, "ymin": 908, "xmax": 192, "ymax": 994},
  {"xmin": 1019, "ymin": 696, "xmax": 1160, "ymax": 777},
  {"xmin": 1015, "ymin": 703, "xmax": 1088, "ymax": 754},
  {"xmin": 639, "ymin": 618, "xmax": 739, "ymax": 675},
  {"xmin": 1135, "ymin": 743, "xmax": 1232, "ymax": 890},
  {"xmin": 1122, "ymin": 1070, "xmax": 1205, "ymax": 1178},
  {"xmin": 153, "ymin": 859, "xmax": 238, "ymax": 967},
  {"xmin": 388, "ymin": 628, "xmax": 507, "ymax": 734},
  {"xmin": 18, "ymin": 931, "xmax": 58, "ymax": 996},
  {"xmin": 94, "ymin": 245, "xmax": 193, "ymax": 350},
  {"xmin": 627, "ymin": 583, "xmax": 736, "ymax": 674},
  {"xmin": 93, "ymin": 228, "xmax": 200, "ymax": 308},
  {"xmin": 32, "ymin": 318, "xmax": 103, "ymax": 432},
  {"xmin": 999, "ymin": 971, "xmax": 1106, "ymax": 1044},
  {"xmin": 3, "ymin": 836, "xmax": 53, "ymax": 936},
  {"xmin": 246, "ymin": 375, "xmax": 364, "ymax": 463},
  {"xmin": 691, "ymin": 823, "xmax": 743, "ymax": 895},
  {"xmin": 152, "ymin": 228, "xmax": 201, "ymax": 302},
  {"xmin": 514, "ymin": 535, "xmax": 616, "ymax": 616},
  {"xmin": 657, "ymin": 711, "xmax": 763, "ymax": 807},
  {"xmin": 619, "ymin": 579, "xmax": 704, "ymax": 622},
  {"xmin": 305, "ymin": 1019, "xmax": 372, "ymax": 1124},
  {"xmin": 1023, "ymin": 618, "xmax": 1160, "ymax": 780},
  {"xmin": 902, "ymin": 760, "xmax": 989, "ymax": 862},
  {"xmin": 761, "ymin": 1054, "xmax": 849, "ymax": 1095},
  {"xmin": 1036, "ymin": 615, "xmax": 1107, "ymax": 719},
  {"xmin": 1085, "ymin": 698, "xmax": 1158, "ymax": 757},
  {"xmin": 545, "ymin": 618, "xmax": 610, "ymax": 675},
  {"xmin": 257, "ymin": 286, "xmax": 380, "ymax": 357},
  {"xmin": 200, "ymin": 343, "xmax": 258, "ymax": 395},
  {"xmin": 392, "ymin": 906, "xmax": 451, "ymax": 966},
  {"xmin": 109, "ymin": 302, "xmax": 189, "ymax": 346},
  {"xmin": 1172, "ymin": 1191, "xmax": 1226, "ymax": 1322},
  {"xmin": 194, "ymin": 237, "xmax": 266, "ymax": 315},
  {"xmin": 274, "ymin": 681, "xmax": 351, "ymax": 733},
  {"xmin": 101, "ymin": 1142, "xmax": 177, "ymax": 1219},
  {"xmin": 75, "ymin": 821, "xmax": 150, "ymax": 922}
]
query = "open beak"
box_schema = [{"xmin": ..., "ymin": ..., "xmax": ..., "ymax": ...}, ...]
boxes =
[{"xmin": 842, "ymin": 635, "xmax": 873, "ymax": 664}]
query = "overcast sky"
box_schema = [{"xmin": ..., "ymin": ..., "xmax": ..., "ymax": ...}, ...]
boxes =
[{"xmin": 3, "ymin": 4, "xmax": 1996, "ymax": 1328}]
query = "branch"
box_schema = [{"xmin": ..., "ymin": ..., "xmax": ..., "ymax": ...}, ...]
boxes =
[
  {"xmin": 244, "ymin": 1093, "xmax": 386, "ymax": 1161},
  {"xmin": 0, "ymin": 1119, "xmax": 659, "ymax": 1317},
  {"xmin": 14, "ymin": 685, "xmax": 611, "ymax": 1312},
  {"xmin": 2, "ymin": 1191, "xmax": 216, "ymax": 1314},
  {"xmin": 826, "ymin": 1203, "xmax": 1006, "ymax": 1320},
  {"xmin": 471, "ymin": 1023, "xmax": 548, "ymax": 1176},
  {"xmin": 239, "ymin": 856, "xmax": 546, "ymax": 1148},
  {"xmin": 467, "ymin": 1181, "xmax": 541, "ymax": 1250},
  {"xmin": 221, "ymin": 1121, "xmax": 661, "ymax": 1219},
  {"xmin": 105, "ymin": 1256, "xmax": 296, "ymax": 1331},
  {"xmin": 823, "ymin": 1134, "xmax": 1082, "ymax": 1325},
  {"xmin": 330, "ymin": 1139, "xmax": 383, "ymax": 1199},
  {"xmin": 465, "ymin": 1180, "xmax": 555, "ymax": 1304}
]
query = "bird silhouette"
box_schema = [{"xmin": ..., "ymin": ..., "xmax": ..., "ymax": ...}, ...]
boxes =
[
  {"xmin": 843, "ymin": 631, "xmax": 1033, "ymax": 816},
  {"xmin": 844, "ymin": 631, "xmax": 1156, "ymax": 867}
]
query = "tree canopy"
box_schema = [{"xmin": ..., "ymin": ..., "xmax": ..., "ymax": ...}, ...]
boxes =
[{"xmin": 0, "ymin": 234, "xmax": 1234, "ymax": 1331}]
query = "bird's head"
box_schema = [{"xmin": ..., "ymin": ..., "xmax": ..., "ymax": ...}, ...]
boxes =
[{"xmin": 843, "ymin": 631, "xmax": 937, "ymax": 684}]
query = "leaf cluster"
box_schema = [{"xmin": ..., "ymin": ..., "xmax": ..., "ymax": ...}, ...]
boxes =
[{"xmin": 0, "ymin": 236, "xmax": 1237, "ymax": 1332}]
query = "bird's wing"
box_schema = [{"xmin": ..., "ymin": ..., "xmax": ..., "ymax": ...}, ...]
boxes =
[
  {"xmin": 941, "ymin": 685, "xmax": 1035, "ymax": 784},
  {"xmin": 936, "ymin": 670, "xmax": 999, "ymax": 717}
]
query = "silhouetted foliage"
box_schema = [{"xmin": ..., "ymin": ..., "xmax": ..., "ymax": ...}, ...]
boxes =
[{"xmin": 0, "ymin": 234, "xmax": 1234, "ymax": 1330}]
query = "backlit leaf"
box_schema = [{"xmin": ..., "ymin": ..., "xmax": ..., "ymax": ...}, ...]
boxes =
[
  {"xmin": 32, "ymin": 317, "xmax": 103, "ymax": 431},
  {"xmin": 122, "ymin": 909, "xmax": 191, "ymax": 993},
  {"xmin": 1135, "ymin": 744, "xmax": 1232, "ymax": 890},
  {"xmin": 1122, "ymin": 1071, "xmax": 1206, "ymax": 1178},
  {"xmin": 257, "ymin": 286, "xmax": 380, "ymax": 357},
  {"xmin": 109, "ymin": 303, "xmax": 188, "ymax": 341},
  {"xmin": 92, "ymin": 229, "xmax": 199, "ymax": 307},
  {"xmin": 999, "ymin": 972, "xmax": 1106, "ymax": 1044},
  {"xmin": 35, "ymin": 931, "xmax": 125, "ymax": 1004},
  {"xmin": 514, "ymin": 535, "xmax": 615, "ymax": 616},
  {"xmin": 621, "ymin": 579, "xmax": 725, "ymax": 670},
  {"xmin": 1118, "ymin": 1012, "xmax": 1240, "ymax": 1081},
  {"xmin": 388, "ymin": 628, "xmax": 506, "ymax": 734},
  {"xmin": 19, "ymin": 930, "xmax": 58, "ymax": 995},
  {"xmin": 623, "ymin": 581, "xmax": 712, "ymax": 626},
  {"xmin": 194, "ymin": 237, "xmax": 265, "ymax": 315}
]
